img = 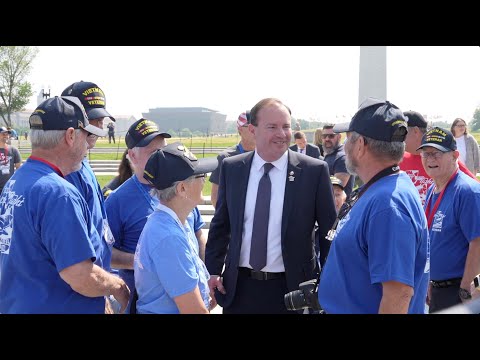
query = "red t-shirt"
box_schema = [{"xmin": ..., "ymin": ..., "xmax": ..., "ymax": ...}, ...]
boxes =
[{"xmin": 400, "ymin": 152, "xmax": 477, "ymax": 205}]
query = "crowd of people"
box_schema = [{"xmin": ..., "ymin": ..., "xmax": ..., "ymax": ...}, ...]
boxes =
[{"xmin": 1, "ymin": 84, "xmax": 480, "ymax": 314}]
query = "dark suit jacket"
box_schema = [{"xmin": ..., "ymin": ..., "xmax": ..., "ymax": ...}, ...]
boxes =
[
  {"xmin": 290, "ymin": 143, "xmax": 321, "ymax": 159},
  {"xmin": 205, "ymin": 149, "xmax": 337, "ymax": 309}
]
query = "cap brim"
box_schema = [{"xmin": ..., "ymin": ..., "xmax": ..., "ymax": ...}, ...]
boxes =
[
  {"xmin": 332, "ymin": 183, "xmax": 344, "ymax": 190},
  {"xmin": 84, "ymin": 124, "xmax": 107, "ymax": 137},
  {"xmin": 193, "ymin": 157, "xmax": 218, "ymax": 175},
  {"xmin": 333, "ymin": 122, "xmax": 351, "ymax": 133},
  {"xmin": 136, "ymin": 132, "xmax": 172, "ymax": 148},
  {"xmin": 416, "ymin": 143, "xmax": 451, "ymax": 152},
  {"xmin": 87, "ymin": 107, "xmax": 116, "ymax": 122}
]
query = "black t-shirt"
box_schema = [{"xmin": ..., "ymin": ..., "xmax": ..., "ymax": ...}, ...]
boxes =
[{"xmin": 324, "ymin": 144, "xmax": 355, "ymax": 197}]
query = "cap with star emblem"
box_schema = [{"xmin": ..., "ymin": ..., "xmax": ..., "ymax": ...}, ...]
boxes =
[{"xmin": 143, "ymin": 142, "xmax": 218, "ymax": 190}]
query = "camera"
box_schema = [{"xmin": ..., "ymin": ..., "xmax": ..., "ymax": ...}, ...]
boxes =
[{"xmin": 284, "ymin": 279, "xmax": 321, "ymax": 311}]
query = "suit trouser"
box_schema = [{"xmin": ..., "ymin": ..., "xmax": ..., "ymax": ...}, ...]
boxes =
[{"xmin": 222, "ymin": 270, "xmax": 296, "ymax": 314}]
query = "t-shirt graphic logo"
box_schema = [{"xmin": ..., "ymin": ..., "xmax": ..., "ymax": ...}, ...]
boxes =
[
  {"xmin": 432, "ymin": 211, "xmax": 445, "ymax": 232},
  {"xmin": 405, "ymin": 169, "xmax": 433, "ymax": 205},
  {"xmin": 0, "ymin": 181, "xmax": 24, "ymax": 254}
]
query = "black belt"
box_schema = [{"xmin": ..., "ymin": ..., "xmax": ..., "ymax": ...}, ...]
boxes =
[
  {"xmin": 238, "ymin": 267, "xmax": 285, "ymax": 280},
  {"xmin": 430, "ymin": 278, "xmax": 462, "ymax": 288}
]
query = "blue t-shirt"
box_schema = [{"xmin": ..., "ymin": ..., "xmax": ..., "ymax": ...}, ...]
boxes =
[
  {"xmin": 318, "ymin": 172, "xmax": 429, "ymax": 314},
  {"xmin": 66, "ymin": 158, "xmax": 113, "ymax": 271},
  {"xmin": 105, "ymin": 175, "xmax": 205, "ymax": 309},
  {"xmin": 134, "ymin": 204, "xmax": 210, "ymax": 314},
  {"xmin": 426, "ymin": 171, "xmax": 480, "ymax": 280},
  {"xmin": 0, "ymin": 158, "xmax": 104, "ymax": 313}
]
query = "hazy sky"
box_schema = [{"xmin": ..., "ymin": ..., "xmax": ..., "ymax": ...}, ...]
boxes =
[{"xmin": 27, "ymin": 46, "xmax": 480, "ymax": 123}]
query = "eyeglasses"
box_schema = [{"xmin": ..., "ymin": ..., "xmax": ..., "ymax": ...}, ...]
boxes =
[
  {"xmin": 87, "ymin": 133, "xmax": 98, "ymax": 139},
  {"xmin": 455, "ymin": 124, "xmax": 466, "ymax": 128},
  {"xmin": 419, "ymin": 151, "xmax": 444, "ymax": 160},
  {"xmin": 194, "ymin": 173, "xmax": 207, "ymax": 179},
  {"xmin": 321, "ymin": 134, "xmax": 336, "ymax": 139}
]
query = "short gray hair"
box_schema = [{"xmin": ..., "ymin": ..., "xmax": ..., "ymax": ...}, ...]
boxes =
[
  {"xmin": 350, "ymin": 132, "xmax": 405, "ymax": 163},
  {"xmin": 30, "ymin": 129, "xmax": 83, "ymax": 149},
  {"xmin": 150, "ymin": 175, "xmax": 197, "ymax": 203}
]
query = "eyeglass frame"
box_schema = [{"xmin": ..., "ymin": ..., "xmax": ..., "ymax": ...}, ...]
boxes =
[
  {"xmin": 321, "ymin": 134, "xmax": 337, "ymax": 139},
  {"xmin": 419, "ymin": 150, "xmax": 446, "ymax": 160},
  {"xmin": 194, "ymin": 173, "xmax": 207, "ymax": 179}
]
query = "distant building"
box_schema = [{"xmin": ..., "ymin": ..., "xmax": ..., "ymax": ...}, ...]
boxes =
[
  {"xmin": 10, "ymin": 110, "xmax": 32, "ymax": 129},
  {"xmin": 142, "ymin": 107, "xmax": 227, "ymax": 135}
]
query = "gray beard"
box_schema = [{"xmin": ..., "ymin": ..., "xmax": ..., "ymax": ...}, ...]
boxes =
[{"xmin": 324, "ymin": 144, "xmax": 340, "ymax": 155}]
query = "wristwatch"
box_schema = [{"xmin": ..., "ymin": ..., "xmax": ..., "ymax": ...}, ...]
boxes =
[{"xmin": 459, "ymin": 287, "xmax": 472, "ymax": 300}]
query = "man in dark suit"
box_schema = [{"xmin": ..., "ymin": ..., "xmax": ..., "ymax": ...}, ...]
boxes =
[
  {"xmin": 205, "ymin": 98, "xmax": 337, "ymax": 314},
  {"xmin": 289, "ymin": 131, "xmax": 322, "ymax": 159}
]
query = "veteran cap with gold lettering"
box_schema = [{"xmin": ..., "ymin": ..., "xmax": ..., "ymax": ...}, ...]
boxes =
[
  {"xmin": 61, "ymin": 81, "xmax": 115, "ymax": 122},
  {"xmin": 333, "ymin": 97, "xmax": 408, "ymax": 142},
  {"xmin": 29, "ymin": 96, "xmax": 107, "ymax": 137},
  {"xmin": 125, "ymin": 118, "xmax": 171, "ymax": 149},
  {"xmin": 416, "ymin": 127, "xmax": 457, "ymax": 152}
]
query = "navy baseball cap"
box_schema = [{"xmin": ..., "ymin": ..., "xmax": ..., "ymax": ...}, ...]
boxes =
[
  {"xmin": 144, "ymin": 142, "xmax": 218, "ymax": 190},
  {"xmin": 29, "ymin": 96, "xmax": 106, "ymax": 137},
  {"xmin": 61, "ymin": 81, "xmax": 116, "ymax": 122},
  {"xmin": 416, "ymin": 127, "xmax": 457, "ymax": 152},
  {"xmin": 403, "ymin": 110, "xmax": 427, "ymax": 128},
  {"xmin": 125, "ymin": 118, "xmax": 171, "ymax": 149},
  {"xmin": 333, "ymin": 98, "xmax": 408, "ymax": 142}
]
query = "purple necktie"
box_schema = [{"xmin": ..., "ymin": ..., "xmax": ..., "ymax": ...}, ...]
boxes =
[{"xmin": 249, "ymin": 163, "xmax": 274, "ymax": 271}]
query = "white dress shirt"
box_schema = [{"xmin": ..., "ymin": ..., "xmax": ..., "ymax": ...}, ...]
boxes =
[{"xmin": 239, "ymin": 150, "xmax": 288, "ymax": 272}]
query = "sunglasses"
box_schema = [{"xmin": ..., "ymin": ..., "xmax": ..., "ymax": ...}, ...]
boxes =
[{"xmin": 321, "ymin": 134, "xmax": 336, "ymax": 139}]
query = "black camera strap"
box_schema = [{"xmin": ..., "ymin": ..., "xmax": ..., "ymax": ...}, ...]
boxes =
[{"xmin": 325, "ymin": 164, "xmax": 400, "ymax": 241}]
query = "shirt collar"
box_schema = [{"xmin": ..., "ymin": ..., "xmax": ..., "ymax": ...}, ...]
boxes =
[{"xmin": 252, "ymin": 149, "xmax": 288, "ymax": 173}]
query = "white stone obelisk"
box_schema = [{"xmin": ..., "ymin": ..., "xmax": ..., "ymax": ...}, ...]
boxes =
[{"xmin": 358, "ymin": 46, "xmax": 387, "ymax": 107}]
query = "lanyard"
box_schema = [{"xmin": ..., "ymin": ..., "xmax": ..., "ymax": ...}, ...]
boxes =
[
  {"xmin": 424, "ymin": 169, "xmax": 458, "ymax": 229},
  {"xmin": 326, "ymin": 164, "xmax": 400, "ymax": 241},
  {"xmin": 29, "ymin": 156, "xmax": 64, "ymax": 177},
  {"xmin": 132, "ymin": 175, "xmax": 157, "ymax": 211}
]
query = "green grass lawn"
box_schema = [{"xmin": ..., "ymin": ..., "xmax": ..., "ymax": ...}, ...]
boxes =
[
  {"xmin": 21, "ymin": 152, "xmax": 220, "ymax": 161},
  {"xmin": 96, "ymin": 175, "xmax": 115, "ymax": 189},
  {"xmin": 88, "ymin": 136, "xmax": 239, "ymax": 149}
]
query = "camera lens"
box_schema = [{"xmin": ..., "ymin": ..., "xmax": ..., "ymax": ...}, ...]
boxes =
[{"xmin": 284, "ymin": 290, "xmax": 308, "ymax": 311}]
